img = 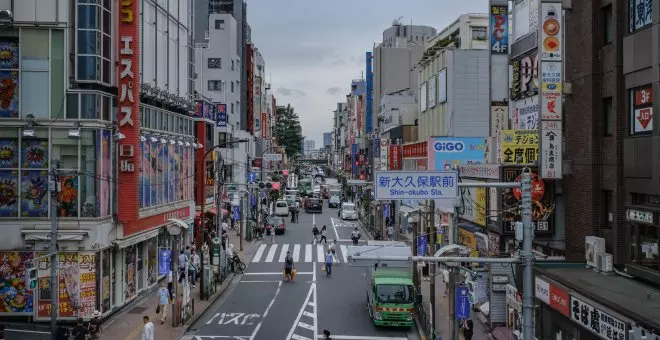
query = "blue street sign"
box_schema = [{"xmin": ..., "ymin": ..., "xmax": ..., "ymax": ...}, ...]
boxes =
[
  {"xmin": 215, "ymin": 103, "xmax": 227, "ymax": 127},
  {"xmin": 158, "ymin": 249, "xmax": 171, "ymax": 275},
  {"xmin": 232, "ymin": 206, "xmax": 240, "ymax": 221},
  {"xmin": 455, "ymin": 285, "xmax": 471, "ymax": 320},
  {"xmin": 250, "ymin": 194, "xmax": 256, "ymax": 206},
  {"xmin": 248, "ymin": 172, "xmax": 257, "ymax": 183},
  {"xmin": 383, "ymin": 204, "xmax": 390, "ymax": 220},
  {"xmin": 259, "ymin": 191, "xmax": 266, "ymax": 198},
  {"xmin": 417, "ymin": 235, "xmax": 427, "ymax": 256}
]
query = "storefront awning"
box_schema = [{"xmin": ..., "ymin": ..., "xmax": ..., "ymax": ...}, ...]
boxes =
[
  {"xmin": 399, "ymin": 204, "xmax": 419, "ymax": 215},
  {"xmin": 113, "ymin": 228, "xmax": 161, "ymax": 249},
  {"xmin": 196, "ymin": 208, "xmax": 229, "ymax": 217},
  {"xmin": 22, "ymin": 230, "xmax": 89, "ymax": 242}
]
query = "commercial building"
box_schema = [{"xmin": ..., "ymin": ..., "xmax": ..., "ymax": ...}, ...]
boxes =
[
  {"xmin": 303, "ymin": 139, "xmax": 316, "ymax": 156},
  {"xmin": 0, "ymin": 0, "xmax": 197, "ymax": 320},
  {"xmin": 323, "ymin": 132, "xmax": 333, "ymax": 149}
]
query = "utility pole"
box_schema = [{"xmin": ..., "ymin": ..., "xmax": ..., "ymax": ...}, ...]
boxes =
[
  {"xmin": 48, "ymin": 161, "xmax": 60, "ymax": 339},
  {"xmin": 449, "ymin": 197, "xmax": 460, "ymax": 340},
  {"xmin": 520, "ymin": 170, "xmax": 534, "ymax": 339},
  {"xmin": 428, "ymin": 199, "xmax": 436, "ymax": 332},
  {"xmin": 171, "ymin": 234, "xmax": 179, "ymax": 327},
  {"xmin": 239, "ymin": 195, "xmax": 244, "ymax": 251}
]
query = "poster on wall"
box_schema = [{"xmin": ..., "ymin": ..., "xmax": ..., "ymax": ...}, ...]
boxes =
[
  {"xmin": 0, "ymin": 170, "xmax": 18, "ymax": 217},
  {"xmin": 57, "ymin": 175, "xmax": 79, "ymax": 217},
  {"xmin": 21, "ymin": 170, "xmax": 48, "ymax": 217},
  {"xmin": 150, "ymin": 143, "xmax": 160, "ymax": 206},
  {"xmin": 490, "ymin": 4, "xmax": 509, "ymax": 54},
  {"xmin": 0, "ymin": 71, "xmax": 19, "ymax": 118},
  {"xmin": 78, "ymin": 252, "xmax": 97, "ymax": 318},
  {"xmin": 124, "ymin": 246, "xmax": 137, "ymax": 301},
  {"xmin": 22, "ymin": 139, "xmax": 48, "ymax": 168},
  {"xmin": 0, "ymin": 139, "xmax": 18, "ymax": 167},
  {"xmin": 539, "ymin": 3, "xmax": 562, "ymax": 61},
  {"xmin": 0, "ymin": 252, "xmax": 34, "ymax": 314},
  {"xmin": 36, "ymin": 252, "xmax": 79, "ymax": 318},
  {"xmin": 501, "ymin": 167, "xmax": 555, "ymax": 234}
]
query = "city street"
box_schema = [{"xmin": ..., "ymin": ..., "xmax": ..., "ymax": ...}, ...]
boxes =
[{"xmin": 186, "ymin": 182, "xmax": 419, "ymax": 340}]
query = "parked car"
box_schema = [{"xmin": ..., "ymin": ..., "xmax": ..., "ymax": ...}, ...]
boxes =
[
  {"xmin": 328, "ymin": 195, "xmax": 341, "ymax": 208},
  {"xmin": 340, "ymin": 202, "xmax": 357, "ymax": 220},
  {"xmin": 266, "ymin": 216, "xmax": 286, "ymax": 234},
  {"xmin": 274, "ymin": 200, "xmax": 289, "ymax": 216},
  {"xmin": 306, "ymin": 198, "xmax": 323, "ymax": 213}
]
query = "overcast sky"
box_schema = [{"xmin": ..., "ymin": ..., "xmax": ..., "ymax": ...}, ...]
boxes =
[{"xmin": 247, "ymin": 0, "xmax": 489, "ymax": 148}]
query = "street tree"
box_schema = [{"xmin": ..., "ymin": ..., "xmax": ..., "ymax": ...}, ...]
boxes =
[{"xmin": 275, "ymin": 104, "xmax": 303, "ymax": 158}]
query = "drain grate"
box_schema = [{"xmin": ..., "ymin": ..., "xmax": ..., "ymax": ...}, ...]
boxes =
[{"xmin": 128, "ymin": 306, "xmax": 148, "ymax": 314}]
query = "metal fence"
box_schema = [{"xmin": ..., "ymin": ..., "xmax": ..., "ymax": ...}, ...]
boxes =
[{"xmin": 417, "ymin": 301, "xmax": 440, "ymax": 340}]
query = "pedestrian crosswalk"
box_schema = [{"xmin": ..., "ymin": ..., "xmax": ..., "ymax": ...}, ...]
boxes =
[
  {"xmin": 330, "ymin": 218, "xmax": 358, "ymax": 228},
  {"xmin": 251, "ymin": 243, "xmax": 348, "ymax": 263}
]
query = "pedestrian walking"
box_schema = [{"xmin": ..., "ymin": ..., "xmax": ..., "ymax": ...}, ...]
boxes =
[
  {"xmin": 72, "ymin": 318, "xmax": 88, "ymax": 340},
  {"xmin": 189, "ymin": 251, "xmax": 200, "ymax": 287},
  {"xmin": 178, "ymin": 249, "xmax": 188, "ymax": 283},
  {"xmin": 167, "ymin": 269, "xmax": 173, "ymax": 299},
  {"xmin": 284, "ymin": 251, "xmax": 295, "ymax": 281},
  {"xmin": 312, "ymin": 224, "xmax": 320, "ymax": 244},
  {"xmin": 462, "ymin": 319, "xmax": 474, "ymax": 340},
  {"xmin": 88, "ymin": 310, "xmax": 102, "ymax": 340},
  {"xmin": 324, "ymin": 249, "xmax": 333, "ymax": 277},
  {"xmin": 141, "ymin": 315, "xmax": 154, "ymax": 340},
  {"xmin": 351, "ymin": 228, "xmax": 360, "ymax": 245},
  {"xmin": 387, "ymin": 225, "xmax": 394, "ymax": 241},
  {"xmin": 320, "ymin": 225, "xmax": 328, "ymax": 244},
  {"xmin": 157, "ymin": 283, "xmax": 170, "ymax": 324},
  {"xmin": 328, "ymin": 240, "xmax": 339, "ymax": 265}
]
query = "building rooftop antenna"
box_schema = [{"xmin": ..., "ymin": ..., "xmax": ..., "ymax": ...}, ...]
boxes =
[{"xmin": 392, "ymin": 16, "xmax": 403, "ymax": 26}]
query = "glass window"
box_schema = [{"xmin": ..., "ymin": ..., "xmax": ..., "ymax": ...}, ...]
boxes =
[
  {"xmin": 214, "ymin": 20, "xmax": 225, "ymax": 29},
  {"xmin": 207, "ymin": 58, "xmax": 221, "ymax": 69},
  {"xmin": 638, "ymin": 225, "xmax": 659, "ymax": 271},
  {"xmin": 230, "ymin": 81, "xmax": 234, "ymax": 92},
  {"xmin": 629, "ymin": 0, "xmax": 652, "ymax": 33},
  {"xmin": 603, "ymin": 97, "xmax": 613, "ymax": 136},
  {"xmin": 21, "ymin": 72, "xmax": 49, "ymax": 118},
  {"xmin": 102, "ymin": 58, "xmax": 111, "ymax": 84},
  {"xmin": 102, "ymin": 7, "xmax": 111, "ymax": 36},
  {"xmin": 77, "ymin": 4, "xmax": 99, "ymax": 29},
  {"xmin": 603, "ymin": 5, "xmax": 613, "ymax": 44},
  {"xmin": 103, "ymin": 95, "xmax": 110, "ymax": 121},
  {"xmin": 66, "ymin": 93, "xmax": 79, "ymax": 119},
  {"xmin": 208, "ymin": 80, "xmax": 222, "ymax": 91},
  {"xmin": 77, "ymin": 30, "xmax": 100, "ymax": 55},
  {"xmin": 98, "ymin": 129, "xmax": 111, "ymax": 216},
  {"xmin": 52, "ymin": 30, "xmax": 65, "ymax": 119},
  {"xmin": 168, "ymin": 114, "xmax": 174, "ymax": 133},
  {"xmin": 471, "ymin": 26, "xmax": 488, "ymax": 40},
  {"xmin": 21, "ymin": 29, "xmax": 49, "ymax": 71},
  {"xmin": 81, "ymin": 93, "xmax": 101, "ymax": 119},
  {"xmin": 52, "ymin": 129, "xmax": 80, "ymax": 169},
  {"xmin": 80, "ymin": 130, "xmax": 98, "ymax": 217},
  {"xmin": 0, "ymin": 38, "xmax": 19, "ymax": 119},
  {"xmin": 150, "ymin": 109, "xmax": 157, "ymax": 129},
  {"xmin": 78, "ymin": 55, "xmax": 100, "ymax": 81},
  {"xmin": 231, "ymin": 103, "xmax": 234, "ymax": 114}
]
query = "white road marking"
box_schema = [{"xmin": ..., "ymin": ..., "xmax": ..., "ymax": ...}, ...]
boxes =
[
  {"xmin": 278, "ymin": 244, "xmax": 290, "ymax": 262},
  {"xmin": 297, "ymin": 321, "xmax": 314, "ymax": 331},
  {"xmin": 243, "ymin": 272, "xmax": 312, "ymax": 275},
  {"xmin": 303, "ymin": 311, "xmax": 314, "ymax": 318},
  {"xmin": 293, "ymin": 244, "xmax": 301, "ymax": 262},
  {"xmin": 285, "ymin": 283, "xmax": 317, "ymax": 340},
  {"xmin": 316, "ymin": 245, "xmax": 324, "ymax": 263},
  {"xmin": 249, "ymin": 280, "xmax": 283, "ymax": 340},
  {"xmin": 4, "ymin": 329, "xmax": 50, "ymax": 334},
  {"xmin": 305, "ymin": 244, "xmax": 312, "ymax": 262},
  {"xmin": 265, "ymin": 244, "xmax": 278, "ymax": 262},
  {"xmin": 315, "ymin": 336, "xmax": 408, "ymax": 340},
  {"xmin": 291, "ymin": 335, "xmax": 313, "ymax": 340},
  {"xmin": 252, "ymin": 244, "xmax": 267, "ymax": 263},
  {"xmin": 340, "ymin": 245, "xmax": 348, "ymax": 263},
  {"xmin": 240, "ymin": 280, "xmax": 282, "ymax": 283},
  {"xmin": 331, "ymin": 218, "xmax": 340, "ymax": 240}
]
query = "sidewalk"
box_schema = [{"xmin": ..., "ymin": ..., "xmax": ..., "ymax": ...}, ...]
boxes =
[{"xmin": 102, "ymin": 233, "xmax": 259, "ymax": 340}]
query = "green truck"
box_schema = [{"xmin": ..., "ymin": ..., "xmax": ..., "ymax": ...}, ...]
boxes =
[{"xmin": 347, "ymin": 242, "xmax": 417, "ymax": 328}]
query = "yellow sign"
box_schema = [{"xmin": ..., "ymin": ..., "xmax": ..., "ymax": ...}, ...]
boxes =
[
  {"xmin": 475, "ymin": 187, "xmax": 487, "ymax": 226},
  {"xmin": 458, "ymin": 228, "xmax": 477, "ymax": 250},
  {"xmin": 501, "ymin": 130, "xmax": 538, "ymax": 164}
]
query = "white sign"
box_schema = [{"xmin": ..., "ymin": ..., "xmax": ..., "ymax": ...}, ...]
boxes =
[
  {"xmin": 428, "ymin": 75, "xmax": 437, "ymax": 108},
  {"xmin": 438, "ymin": 69, "xmax": 447, "ymax": 104},
  {"xmin": 570, "ymin": 296, "xmax": 626, "ymax": 340},
  {"xmin": 541, "ymin": 92, "xmax": 562, "ymax": 120},
  {"xmin": 514, "ymin": 97, "xmax": 539, "ymax": 129},
  {"xmin": 534, "ymin": 276, "xmax": 550, "ymax": 304},
  {"xmin": 540, "ymin": 120, "xmax": 562, "ymax": 179},
  {"xmin": 540, "ymin": 61, "xmax": 562, "ymax": 93},
  {"xmin": 626, "ymin": 208, "xmax": 653, "ymax": 224},
  {"xmin": 505, "ymin": 284, "xmax": 522, "ymax": 312},
  {"xmin": 420, "ymin": 82, "xmax": 428, "ymax": 112},
  {"xmin": 374, "ymin": 171, "xmax": 458, "ymax": 200},
  {"xmin": 263, "ymin": 153, "xmax": 282, "ymax": 162},
  {"xmin": 513, "ymin": 0, "xmax": 539, "ymax": 41},
  {"xmin": 489, "ymin": 187, "xmax": 498, "ymax": 223},
  {"xmin": 540, "ymin": 3, "xmax": 562, "ymax": 61},
  {"xmin": 633, "ymin": 107, "xmax": 653, "ymax": 133},
  {"xmin": 380, "ymin": 139, "xmax": 389, "ymax": 171},
  {"xmin": 490, "ymin": 103, "xmax": 508, "ymax": 163}
]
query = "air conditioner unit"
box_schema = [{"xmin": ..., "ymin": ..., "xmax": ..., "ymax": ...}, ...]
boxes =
[
  {"xmin": 597, "ymin": 253, "xmax": 613, "ymax": 273},
  {"xmin": 0, "ymin": 10, "xmax": 13, "ymax": 25},
  {"xmin": 585, "ymin": 236, "xmax": 605, "ymax": 268}
]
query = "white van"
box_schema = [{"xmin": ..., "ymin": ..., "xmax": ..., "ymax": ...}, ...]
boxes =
[{"xmin": 274, "ymin": 200, "xmax": 289, "ymax": 216}]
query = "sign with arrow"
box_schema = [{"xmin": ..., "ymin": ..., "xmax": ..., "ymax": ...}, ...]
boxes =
[
  {"xmin": 455, "ymin": 284, "xmax": 471, "ymax": 320},
  {"xmin": 248, "ymin": 172, "xmax": 257, "ymax": 184}
]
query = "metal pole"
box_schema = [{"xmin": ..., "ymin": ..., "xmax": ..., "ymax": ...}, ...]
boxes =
[
  {"xmin": 239, "ymin": 196, "xmax": 244, "ymax": 251},
  {"xmin": 429, "ymin": 199, "xmax": 436, "ymax": 332},
  {"xmin": 49, "ymin": 161, "xmax": 59, "ymax": 339},
  {"xmin": 171, "ymin": 234, "xmax": 179, "ymax": 327},
  {"xmin": 348, "ymin": 255, "xmax": 521, "ymax": 263},
  {"xmin": 450, "ymin": 199, "xmax": 459, "ymax": 340},
  {"xmin": 521, "ymin": 170, "xmax": 534, "ymax": 339}
]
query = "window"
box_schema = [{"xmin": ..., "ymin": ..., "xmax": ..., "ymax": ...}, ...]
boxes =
[
  {"xmin": 231, "ymin": 59, "xmax": 235, "ymax": 71},
  {"xmin": 208, "ymin": 58, "xmax": 221, "ymax": 69},
  {"xmin": 603, "ymin": 5, "xmax": 613, "ymax": 44},
  {"xmin": 637, "ymin": 225, "xmax": 659, "ymax": 271},
  {"xmin": 471, "ymin": 26, "xmax": 488, "ymax": 40},
  {"xmin": 208, "ymin": 80, "xmax": 222, "ymax": 91},
  {"xmin": 602, "ymin": 190, "xmax": 613, "ymax": 228},
  {"xmin": 81, "ymin": 93, "xmax": 101, "ymax": 119},
  {"xmin": 21, "ymin": 29, "xmax": 50, "ymax": 118},
  {"xmin": 603, "ymin": 97, "xmax": 613, "ymax": 136},
  {"xmin": 79, "ymin": 130, "xmax": 99, "ymax": 217},
  {"xmin": 214, "ymin": 19, "xmax": 225, "ymax": 30},
  {"xmin": 630, "ymin": 85, "xmax": 653, "ymax": 135},
  {"xmin": 231, "ymin": 81, "xmax": 234, "ymax": 92},
  {"xmin": 231, "ymin": 102, "xmax": 235, "ymax": 114},
  {"xmin": 76, "ymin": 0, "xmax": 111, "ymax": 84},
  {"xmin": 629, "ymin": 0, "xmax": 652, "ymax": 32}
]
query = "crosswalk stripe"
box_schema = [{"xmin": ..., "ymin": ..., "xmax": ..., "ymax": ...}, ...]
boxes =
[
  {"xmin": 316, "ymin": 245, "xmax": 324, "ymax": 263},
  {"xmin": 340, "ymin": 245, "xmax": 348, "ymax": 263},
  {"xmin": 265, "ymin": 244, "xmax": 278, "ymax": 262},
  {"xmin": 291, "ymin": 334, "xmax": 312, "ymax": 340},
  {"xmin": 278, "ymin": 244, "xmax": 289, "ymax": 262},
  {"xmin": 292, "ymin": 244, "xmax": 301, "ymax": 262},
  {"xmin": 302, "ymin": 311, "xmax": 314, "ymax": 318},
  {"xmin": 252, "ymin": 244, "xmax": 267, "ymax": 263},
  {"xmin": 297, "ymin": 321, "xmax": 314, "ymax": 331},
  {"xmin": 304, "ymin": 244, "xmax": 312, "ymax": 262}
]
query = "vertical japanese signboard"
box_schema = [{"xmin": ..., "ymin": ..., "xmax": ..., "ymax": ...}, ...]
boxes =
[
  {"xmin": 117, "ymin": 0, "xmax": 141, "ymax": 224},
  {"xmin": 380, "ymin": 139, "xmax": 389, "ymax": 171},
  {"xmin": 490, "ymin": 4, "xmax": 509, "ymax": 54},
  {"xmin": 78, "ymin": 252, "xmax": 97, "ymax": 318},
  {"xmin": 490, "ymin": 102, "xmax": 509, "ymax": 163},
  {"xmin": 373, "ymin": 138, "xmax": 381, "ymax": 171},
  {"xmin": 388, "ymin": 145, "xmax": 402, "ymax": 170},
  {"xmin": 261, "ymin": 112, "xmax": 267, "ymax": 138},
  {"xmin": 215, "ymin": 103, "xmax": 227, "ymax": 127},
  {"xmin": 630, "ymin": 85, "xmax": 653, "ymax": 135},
  {"xmin": 501, "ymin": 130, "xmax": 539, "ymax": 164},
  {"xmin": 538, "ymin": 1, "xmax": 563, "ymax": 179}
]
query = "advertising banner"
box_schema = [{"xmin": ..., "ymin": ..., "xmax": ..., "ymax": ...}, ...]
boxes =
[
  {"xmin": 351, "ymin": 143, "xmax": 358, "ymax": 176},
  {"xmin": 380, "ymin": 139, "xmax": 389, "ymax": 170},
  {"xmin": 158, "ymin": 249, "xmax": 171, "ymax": 275},
  {"xmin": 501, "ymin": 130, "xmax": 538, "ymax": 164},
  {"xmin": 373, "ymin": 138, "xmax": 381, "ymax": 170},
  {"xmin": 460, "ymin": 179, "xmax": 488, "ymax": 226},
  {"xmin": 215, "ymin": 104, "xmax": 227, "ymax": 127},
  {"xmin": 388, "ymin": 145, "xmax": 402, "ymax": 170},
  {"xmin": 569, "ymin": 296, "xmax": 625, "ymax": 340},
  {"xmin": 490, "ymin": 4, "xmax": 509, "ymax": 54},
  {"xmin": 37, "ymin": 253, "xmax": 80, "ymax": 318},
  {"xmin": 534, "ymin": 276, "xmax": 569, "ymax": 317},
  {"xmin": 513, "ymin": 97, "xmax": 539, "ymax": 130},
  {"xmin": 501, "ymin": 167, "xmax": 555, "ymax": 234},
  {"xmin": 540, "ymin": 121, "xmax": 562, "ymax": 179},
  {"xmin": 261, "ymin": 112, "xmax": 267, "ymax": 139},
  {"xmin": 429, "ymin": 137, "xmax": 487, "ymax": 171},
  {"xmin": 374, "ymin": 171, "xmax": 458, "ymax": 201},
  {"xmin": 490, "ymin": 102, "xmax": 508, "ymax": 163},
  {"xmin": 78, "ymin": 252, "xmax": 97, "ymax": 318},
  {"xmin": 539, "ymin": 3, "xmax": 562, "ymax": 61},
  {"xmin": 511, "ymin": 50, "xmax": 539, "ymax": 101},
  {"xmin": 0, "ymin": 252, "xmax": 34, "ymax": 314}
]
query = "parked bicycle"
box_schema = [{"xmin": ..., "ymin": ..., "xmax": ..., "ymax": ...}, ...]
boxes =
[{"xmin": 230, "ymin": 253, "xmax": 246, "ymax": 274}]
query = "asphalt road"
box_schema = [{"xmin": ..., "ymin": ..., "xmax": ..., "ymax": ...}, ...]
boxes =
[{"xmin": 186, "ymin": 179, "xmax": 419, "ymax": 340}]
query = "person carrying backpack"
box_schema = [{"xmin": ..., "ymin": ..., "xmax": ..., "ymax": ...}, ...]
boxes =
[
  {"xmin": 312, "ymin": 224, "xmax": 320, "ymax": 244},
  {"xmin": 284, "ymin": 251, "xmax": 295, "ymax": 281}
]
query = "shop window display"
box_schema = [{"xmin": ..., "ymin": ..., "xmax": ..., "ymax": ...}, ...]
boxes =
[
  {"xmin": 0, "ymin": 38, "xmax": 19, "ymax": 118},
  {"xmin": 124, "ymin": 246, "xmax": 137, "ymax": 301},
  {"xmin": 147, "ymin": 239, "xmax": 157, "ymax": 286}
]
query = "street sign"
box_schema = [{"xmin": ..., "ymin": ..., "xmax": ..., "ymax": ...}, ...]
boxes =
[
  {"xmin": 232, "ymin": 206, "xmax": 240, "ymax": 221},
  {"xmin": 259, "ymin": 191, "xmax": 266, "ymax": 198},
  {"xmin": 263, "ymin": 153, "xmax": 282, "ymax": 162},
  {"xmin": 374, "ymin": 171, "xmax": 458, "ymax": 200},
  {"xmin": 456, "ymin": 284, "xmax": 471, "ymax": 320},
  {"xmin": 383, "ymin": 204, "xmax": 390, "ymax": 220},
  {"xmin": 417, "ymin": 235, "xmax": 427, "ymax": 256},
  {"xmin": 248, "ymin": 172, "xmax": 257, "ymax": 183}
]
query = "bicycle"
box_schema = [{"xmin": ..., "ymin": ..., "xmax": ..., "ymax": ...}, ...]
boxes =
[{"xmin": 230, "ymin": 253, "xmax": 246, "ymax": 274}]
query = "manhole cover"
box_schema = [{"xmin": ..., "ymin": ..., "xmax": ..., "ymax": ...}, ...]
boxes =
[{"xmin": 128, "ymin": 306, "xmax": 148, "ymax": 314}]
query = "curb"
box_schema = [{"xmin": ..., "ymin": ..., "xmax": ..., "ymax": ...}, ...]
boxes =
[{"xmin": 413, "ymin": 314, "xmax": 428, "ymax": 340}]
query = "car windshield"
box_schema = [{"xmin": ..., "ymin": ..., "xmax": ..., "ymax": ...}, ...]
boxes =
[
  {"xmin": 375, "ymin": 284, "xmax": 415, "ymax": 304},
  {"xmin": 309, "ymin": 199, "xmax": 321, "ymax": 204},
  {"xmin": 267, "ymin": 217, "xmax": 283, "ymax": 225},
  {"xmin": 343, "ymin": 204, "xmax": 355, "ymax": 211},
  {"xmin": 276, "ymin": 202, "xmax": 287, "ymax": 207},
  {"xmin": 330, "ymin": 196, "xmax": 339, "ymax": 202}
]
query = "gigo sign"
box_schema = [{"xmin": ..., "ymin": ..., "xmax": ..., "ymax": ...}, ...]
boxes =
[
  {"xmin": 117, "ymin": 0, "xmax": 141, "ymax": 224},
  {"xmin": 433, "ymin": 141, "xmax": 465, "ymax": 152}
]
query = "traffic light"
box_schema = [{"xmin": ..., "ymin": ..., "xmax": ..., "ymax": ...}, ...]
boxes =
[
  {"xmin": 272, "ymin": 182, "xmax": 280, "ymax": 190},
  {"xmin": 258, "ymin": 182, "xmax": 273, "ymax": 189},
  {"xmin": 26, "ymin": 268, "xmax": 38, "ymax": 290}
]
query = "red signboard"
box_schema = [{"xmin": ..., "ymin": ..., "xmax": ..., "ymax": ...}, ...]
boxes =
[
  {"xmin": 117, "ymin": 0, "xmax": 141, "ymax": 226},
  {"xmin": 261, "ymin": 112, "xmax": 267, "ymax": 139},
  {"xmin": 549, "ymin": 284, "xmax": 570, "ymax": 317},
  {"xmin": 634, "ymin": 86, "xmax": 653, "ymax": 106},
  {"xmin": 389, "ymin": 145, "xmax": 402, "ymax": 170},
  {"xmin": 402, "ymin": 141, "xmax": 428, "ymax": 158},
  {"xmin": 252, "ymin": 158, "xmax": 263, "ymax": 168},
  {"xmin": 123, "ymin": 206, "xmax": 192, "ymax": 236}
]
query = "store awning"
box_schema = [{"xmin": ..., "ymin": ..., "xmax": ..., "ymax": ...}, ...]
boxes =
[
  {"xmin": 196, "ymin": 208, "xmax": 229, "ymax": 217},
  {"xmin": 399, "ymin": 204, "xmax": 419, "ymax": 215},
  {"xmin": 113, "ymin": 228, "xmax": 161, "ymax": 249},
  {"xmin": 22, "ymin": 230, "xmax": 89, "ymax": 242}
]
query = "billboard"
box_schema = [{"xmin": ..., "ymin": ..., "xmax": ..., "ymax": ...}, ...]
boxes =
[
  {"xmin": 117, "ymin": 0, "xmax": 140, "ymax": 224},
  {"xmin": 490, "ymin": 4, "xmax": 509, "ymax": 54},
  {"xmin": 501, "ymin": 167, "xmax": 554, "ymax": 234},
  {"xmin": 501, "ymin": 130, "xmax": 539, "ymax": 164},
  {"xmin": 428, "ymin": 137, "xmax": 487, "ymax": 171},
  {"xmin": 388, "ymin": 145, "xmax": 402, "ymax": 170},
  {"xmin": 366, "ymin": 51, "xmax": 373, "ymax": 133},
  {"xmin": 216, "ymin": 103, "xmax": 227, "ymax": 127}
]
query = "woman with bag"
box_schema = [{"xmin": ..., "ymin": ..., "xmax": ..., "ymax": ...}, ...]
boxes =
[{"xmin": 157, "ymin": 282, "xmax": 170, "ymax": 324}]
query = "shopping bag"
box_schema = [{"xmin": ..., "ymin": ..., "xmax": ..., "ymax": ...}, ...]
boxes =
[
  {"xmin": 292, "ymin": 269, "xmax": 297, "ymax": 278},
  {"xmin": 156, "ymin": 305, "xmax": 161, "ymax": 314},
  {"xmin": 321, "ymin": 264, "xmax": 326, "ymax": 272}
]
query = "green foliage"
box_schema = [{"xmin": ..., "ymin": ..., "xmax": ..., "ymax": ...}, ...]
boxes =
[
  {"xmin": 268, "ymin": 189, "xmax": 281, "ymax": 202},
  {"xmin": 275, "ymin": 104, "xmax": 303, "ymax": 158}
]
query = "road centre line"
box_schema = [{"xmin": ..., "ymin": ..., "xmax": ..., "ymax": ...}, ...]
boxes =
[
  {"xmin": 331, "ymin": 218, "xmax": 340, "ymax": 240},
  {"xmin": 315, "ymin": 336, "xmax": 409, "ymax": 340},
  {"xmin": 240, "ymin": 280, "xmax": 282, "ymax": 283},
  {"xmin": 249, "ymin": 280, "xmax": 282, "ymax": 340}
]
